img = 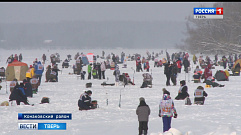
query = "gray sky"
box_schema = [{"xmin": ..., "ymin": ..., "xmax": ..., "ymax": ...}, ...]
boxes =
[{"xmin": 0, "ymin": 2, "xmax": 215, "ymax": 23}]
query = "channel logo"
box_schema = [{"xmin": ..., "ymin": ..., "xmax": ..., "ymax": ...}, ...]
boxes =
[
  {"xmin": 193, "ymin": 7, "xmax": 223, "ymax": 19},
  {"xmin": 194, "ymin": 7, "xmax": 223, "ymax": 15},
  {"xmin": 18, "ymin": 123, "xmax": 38, "ymax": 130},
  {"xmin": 18, "ymin": 123, "xmax": 66, "ymax": 130}
]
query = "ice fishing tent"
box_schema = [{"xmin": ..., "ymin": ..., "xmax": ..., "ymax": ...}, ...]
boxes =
[
  {"xmin": 6, "ymin": 61, "xmax": 28, "ymax": 81},
  {"xmin": 233, "ymin": 59, "xmax": 241, "ymax": 71},
  {"xmin": 79, "ymin": 54, "xmax": 89, "ymax": 65},
  {"xmin": 214, "ymin": 70, "xmax": 228, "ymax": 81},
  {"xmin": 87, "ymin": 53, "xmax": 94, "ymax": 63}
]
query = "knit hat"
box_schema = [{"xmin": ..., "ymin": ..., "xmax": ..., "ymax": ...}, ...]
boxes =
[
  {"xmin": 162, "ymin": 88, "xmax": 170, "ymax": 95},
  {"xmin": 197, "ymin": 86, "xmax": 204, "ymax": 90},
  {"xmin": 139, "ymin": 97, "xmax": 145, "ymax": 101},
  {"xmin": 86, "ymin": 90, "xmax": 92, "ymax": 94},
  {"xmin": 180, "ymin": 80, "xmax": 186, "ymax": 85}
]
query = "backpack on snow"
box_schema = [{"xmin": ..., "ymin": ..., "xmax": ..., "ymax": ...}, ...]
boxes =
[
  {"xmin": 41, "ymin": 97, "xmax": 50, "ymax": 104},
  {"xmin": 185, "ymin": 97, "xmax": 192, "ymax": 105},
  {"xmin": 86, "ymin": 82, "xmax": 92, "ymax": 88}
]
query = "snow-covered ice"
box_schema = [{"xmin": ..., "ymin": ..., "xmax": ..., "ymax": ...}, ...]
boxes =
[{"xmin": 0, "ymin": 48, "xmax": 240, "ymax": 135}]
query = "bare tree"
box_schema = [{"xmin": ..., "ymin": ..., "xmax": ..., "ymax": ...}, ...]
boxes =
[{"xmin": 180, "ymin": 2, "xmax": 241, "ymax": 55}]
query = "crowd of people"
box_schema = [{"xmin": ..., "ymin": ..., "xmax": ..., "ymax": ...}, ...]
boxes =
[{"xmin": 1, "ymin": 50, "xmax": 240, "ymax": 134}]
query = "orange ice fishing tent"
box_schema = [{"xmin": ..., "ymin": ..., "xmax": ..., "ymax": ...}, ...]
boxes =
[{"xmin": 6, "ymin": 61, "xmax": 28, "ymax": 81}]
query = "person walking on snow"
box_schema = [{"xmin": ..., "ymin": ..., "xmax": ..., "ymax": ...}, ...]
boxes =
[{"xmin": 159, "ymin": 93, "xmax": 177, "ymax": 133}]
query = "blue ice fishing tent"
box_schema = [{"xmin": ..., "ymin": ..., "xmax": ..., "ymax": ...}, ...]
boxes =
[{"xmin": 79, "ymin": 54, "xmax": 89, "ymax": 65}]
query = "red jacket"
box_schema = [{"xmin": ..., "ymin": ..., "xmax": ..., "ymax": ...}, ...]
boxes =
[
  {"xmin": 176, "ymin": 60, "xmax": 182, "ymax": 68},
  {"xmin": 204, "ymin": 65, "xmax": 212, "ymax": 80}
]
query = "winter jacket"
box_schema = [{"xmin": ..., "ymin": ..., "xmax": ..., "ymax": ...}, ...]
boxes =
[
  {"xmin": 176, "ymin": 59, "xmax": 182, "ymax": 69},
  {"xmin": 143, "ymin": 73, "xmax": 152, "ymax": 82},
  {"xmin": 34, "ymin": 61, "xmax": 44, "ymax": 75},
  {"xmin": 175, "ymin": 85, "xmax": 189, "ymax": 100},
  {"xmin": 78, "ymin": 92, "xmax": 92, "ymax": 110},
  {"xmin": 193, "ymin": 55, "xmax": 197, "ymax": 62},
  {"xmin": 112, "ymin": 55, "xmax": 116, "ymax": 63},
  {"xmin": 52, "ymin": 67, "xmax": 60, "ymax": 76},
  {"xmin": 30, "ymin": 78, "xmax": 39, "ymax": 90},
  {"xmin": 171, "ymin": 64, "xmax": 178, "ymax": 76},
  {"xmin": 136, "ymin": 59, "xmax": 141, "ymax": 66},
  {"xmin": 26, "ymin": 67, "xmax": 35, "ymax": 78},
  {"xmin": 45, "ymin": 66, "xmax": 51, "ymax": 81},
  {"xmin": 100, "ymin": 62, "xmax": 106, "ymax": 71},
  {"xmin": 164, "ymin": 63, "xmax": 171, "ymax": 75},
  {"xmin": 23, "ymin": 79, "xmax": 33, "ymax": 97},
  {"xmin": 183, "ymin": 58, "xmax": 190, "ymax": 68},
  {"xmin": 159, "ymin": 94, "xmax": 177, "ymax": 117},
  {"xmin": 88, "ymin": 65, "xmax": 92, "ymax": 73},
  {"xmin": 194, "ymin": 88, "xmax": 208, "ymax": 102},
  {"xmin": 136, "ymin": 101, "xmax": 151, "ymax": 121},
  {"xmin": 9, "ymin": 85, "xmax": 27, "ymax": 102},
  {"xmin": 115, "ymin": 66, "xmax": 120, "ymax": 82},
  {"xmin": 145, "ymin": 61, "xmax": 150, "ymax": 69},
  {"xmin": 204, "ymin": 64, "xmax": 212, "ymax": 80}
]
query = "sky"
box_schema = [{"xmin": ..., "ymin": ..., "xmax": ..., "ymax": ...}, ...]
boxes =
[
  {"xmin": 0, "ymin": 2, "xmax": 215, "ymax": 24},
  {"xmin": 0, "ymin": 2, "xmax": 217, "ymax": 49}
]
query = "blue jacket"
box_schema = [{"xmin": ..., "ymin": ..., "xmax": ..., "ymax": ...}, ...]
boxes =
[
  {"xmin": 9, "ymin": 85, "xmax": 27, "ymax": 102},
  {"xmin": 35, "ymin": 61, "xmax": 44, "ymax": 75}
]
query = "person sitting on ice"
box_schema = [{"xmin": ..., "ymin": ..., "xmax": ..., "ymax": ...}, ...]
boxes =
[
  {"xmin": 140, "ymin": 73, "xmax": 153, "ymax": 88},
  {"xmin": 193, "ymin": 66, "xmax": 203, "ymax": 83},
  {"xmin": 175, "ymin": 80, "xmax": 189, "ymax": 100},
  {"xmin": 123, "ymin": 73, "xmax": 135, "ymax": 85},
  {"xmin": 203, "ymin": 76, "xmax": 225, "ymax": 87},
  {"xmin": 62, "ymin": 59, "xmax": 69, "ymax": 68},
  {"xmin": 78, "ymin": 90, "xmax": 93, "ymax": 110},
  {"xmin": 194, "ymin": 86, "xmax": 208, "ymax": 105}
]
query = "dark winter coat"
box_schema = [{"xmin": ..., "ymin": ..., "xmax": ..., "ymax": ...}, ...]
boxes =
[
  {"xmin": 136, "ymin": 100, "xmax": 151, "ymax": 121},
  {"xmin": 9, "ymin": 85, "xmax": 27, "ymax": 102},
  {"xmin": 183, "ymin": 58, "xmax": 190, "ymax": 69},
  {"xmin": 164, "ymin": 63, "xmax": 171, "ymax": 75},
  {"xmin": 45, "ymin": 66, "xmax": 51, "ymax": 81},
  {"xmin": 171, "ymin": 63, "xmax": 178, "ymax": 76},
  {"xmin": 112, "ymin": 55, "xmax": 116, "ymax": 63},
  {"xmin": 114, "ymin": 66, "xmax": 120, "ymax": 82},
  {"xmin": 52, "ymin": 67, "xmax": 60, "ymax": 76},
  {"xmin": 97, "ymin": 64, "xmax": 101, "ymax": 79},
  {"xmin": 23, "ymin": 79, "xmax": 33, "ymax": 97},
  {"xmin": 78, "ymin": 93, "xmax": 92, "ymax": 110},
  {"xmin": 194, "ymin": 89, "xmax": 208, "ymax": 102},
  {"xmin": 175, "ymin": 85, "xmax": 189, "ymax": 100}
]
